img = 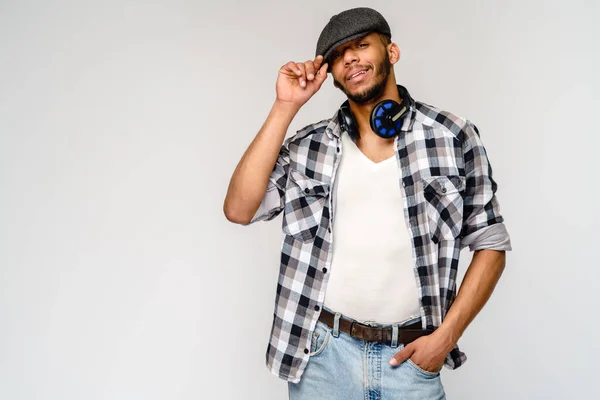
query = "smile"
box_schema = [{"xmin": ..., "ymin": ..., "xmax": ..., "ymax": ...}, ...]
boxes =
[{"xmin": 348, "ymin": 70, "xmax": 368, "ymax": 81}]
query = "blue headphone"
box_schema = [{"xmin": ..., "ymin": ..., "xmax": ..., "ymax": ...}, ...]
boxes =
[{"xmin": 337, "ymin": 85, "xmax": 412, "ymax": 141}]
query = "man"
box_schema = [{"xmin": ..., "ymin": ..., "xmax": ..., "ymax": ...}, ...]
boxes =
[{"xmin": 223, "ymin": 7, "xmax": 511, "ymax": 400}]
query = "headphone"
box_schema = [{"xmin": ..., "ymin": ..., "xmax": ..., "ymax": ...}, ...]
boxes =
[{"xmin": 337, "ymin": 85, "xmax": 412, "ymax": 141}]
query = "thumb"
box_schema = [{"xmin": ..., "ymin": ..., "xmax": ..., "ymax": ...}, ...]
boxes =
[
  {"xmin": 314, "ymin": 62, "xmax": 329, "ymax": 86},
  {"xmin": 389, "ymin": 345, "xmax": 413, "ymax": 367}
]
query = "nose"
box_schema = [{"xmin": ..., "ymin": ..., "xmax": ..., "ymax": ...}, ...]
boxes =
[{"xmin": 343, "ymin": 48, "xmax": 359, "ymax": 67}]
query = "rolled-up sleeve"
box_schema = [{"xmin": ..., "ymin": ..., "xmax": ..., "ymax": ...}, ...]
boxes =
[
  {"xmin": 243, "ymin": 142, "xmax": 290, "ymax": 225},
  {"xmin": 459, "ymin": 120, "xmax": 512, "ymax": 251}
]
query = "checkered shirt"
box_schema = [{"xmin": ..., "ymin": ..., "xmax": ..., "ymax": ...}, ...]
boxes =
[{"xmin": 245, "ymin": 86, "xmax": 511, "ymax": 383}]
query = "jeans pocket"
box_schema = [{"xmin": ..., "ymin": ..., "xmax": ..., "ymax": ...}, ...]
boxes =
[
  {"xmin": 309, "ymin": 321, "xmax": 331, "ymax": 357},
  {"xmin": 405, "ymin": 359, "xmax": 441, "ymax": 379}
]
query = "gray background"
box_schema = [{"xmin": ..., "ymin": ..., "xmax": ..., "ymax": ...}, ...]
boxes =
[{"xmin": 1, "ymin": 0, "xmax": 599, "ymax": 399}]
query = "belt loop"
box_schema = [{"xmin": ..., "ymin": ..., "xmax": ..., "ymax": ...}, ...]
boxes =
[
  {"xmin": 333, "ymin": 313, "xmax": 341, "ymax": 338},
  {"xmin": 391, "ymin": 324, "xmax": 399, "ymax": 348}
]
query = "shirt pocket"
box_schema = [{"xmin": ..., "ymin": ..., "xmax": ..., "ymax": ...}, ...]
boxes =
[
  {"xmin": 282, "ymin": 169, "xmax": 330, "ymax": 243},
  {"xmin": 422, "ymin": 175, "xmax": 465, "ymax": 243}
]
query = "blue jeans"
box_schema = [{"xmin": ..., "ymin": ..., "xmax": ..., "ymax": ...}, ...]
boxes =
[{"xmin": 288, "ymin": 309, "xmax": 446, "ymax": 400}]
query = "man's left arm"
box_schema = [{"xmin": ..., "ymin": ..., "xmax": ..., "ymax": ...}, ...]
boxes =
[{"xmin": 389, "ymin": 120, "xmax": 512, "ymax": 371}]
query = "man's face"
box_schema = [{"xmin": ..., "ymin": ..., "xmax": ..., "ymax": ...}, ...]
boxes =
[{"xmin": 329, "ymin": 32, "xmax": 392, "ymax": 104}]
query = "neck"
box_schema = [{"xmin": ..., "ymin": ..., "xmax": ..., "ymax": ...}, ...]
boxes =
[{"xmin": 347, "ymin": 77, "xmax": 402, "ymax": 141}]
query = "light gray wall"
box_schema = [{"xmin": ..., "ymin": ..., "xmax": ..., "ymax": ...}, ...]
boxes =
[{"xmin": 1, "ymin": 0, "xmax": 598, "ymax": 399}]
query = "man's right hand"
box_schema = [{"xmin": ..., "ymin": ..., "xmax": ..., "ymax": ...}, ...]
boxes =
[
  {"xmin": 224, "ymin": 56, "xmax": 328, "ymax": 224},
  {"xmin": 276, "ymin": 55, "xmax": 328, "ymax": 107}
]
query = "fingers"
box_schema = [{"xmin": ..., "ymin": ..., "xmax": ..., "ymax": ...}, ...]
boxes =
[
  {"xmin": 389, "ymin": 344, "xmax": 413, "ymax": 367},
  {"xmin": 304, "ymin": 60, "xmax": 316, "ymax": 82},
  {"xmin": 305, "ymin": 55, "xmax": 326, "ymax": 82},
  {"xmin": 296, "ymin": 62, "xmax": 307, "ymax": 87},
  {"xmin": 279, "ymin": 61, "xmax": 302, "ymax": 78},
  {"xmin": 315, "ymin": 62, "xmax": 329, "ymax": 85},
  {"xmin": 295, "ymin": 60, "xmax": 317, "ymax": 88},
  {"xmin": 279, "ymin": 56, "xmax": 328, "ymax": 90},
  {"xmin": 313, "ymin": 55, "xmax": 324, "ymax": 71}
]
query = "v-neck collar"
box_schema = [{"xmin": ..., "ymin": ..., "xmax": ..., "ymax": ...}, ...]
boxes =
[{"xmin": 342, "ymin": 131, "xmax": 396, "ymax": 167}]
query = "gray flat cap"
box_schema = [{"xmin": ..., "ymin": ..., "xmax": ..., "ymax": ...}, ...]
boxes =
[{"xmin": 315, "ymin": 7, "xmax": 391, "ymax": 70}]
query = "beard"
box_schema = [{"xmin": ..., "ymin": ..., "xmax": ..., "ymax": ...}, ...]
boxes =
[{"xmin": 333, "ymin": 52, "xmax": 392, "ymax": 105}]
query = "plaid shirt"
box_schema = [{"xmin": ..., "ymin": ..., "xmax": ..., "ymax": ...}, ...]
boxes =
[{"xmin": 245, "ymin": 85, "xmax": 511, "ymax": 383}]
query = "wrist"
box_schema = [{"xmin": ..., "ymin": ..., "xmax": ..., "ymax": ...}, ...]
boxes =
[
  {"xmin": 273, "ymin": 98, "xmax": 302, "ymax": 115},
  {"xmin": 433, "ymin": 323, "xmax": 461, "ymax": 352}
]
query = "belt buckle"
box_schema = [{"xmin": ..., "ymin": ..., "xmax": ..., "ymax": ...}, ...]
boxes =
[
  {"xmin": 349, "ymin": 321, "xmax": 384, "ymax": 342},
  {"xmin": 364, "ymin": 320, "xmax": 383, "ymax": 342}
]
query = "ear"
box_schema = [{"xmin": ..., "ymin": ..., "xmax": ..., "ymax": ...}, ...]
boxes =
[{"xmin": 388, "ymin": 42, "xmax": 401, "ymax": 65}]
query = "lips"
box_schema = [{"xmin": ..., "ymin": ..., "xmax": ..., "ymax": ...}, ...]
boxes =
[{"xmin": 346, "ymin": 69, "xmax": 368, "ymax": 81}]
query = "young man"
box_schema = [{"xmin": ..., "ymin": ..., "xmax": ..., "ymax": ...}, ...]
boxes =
[{"xmin": 223, "ymin": 7, "xmax": 511, "ymax": 400}]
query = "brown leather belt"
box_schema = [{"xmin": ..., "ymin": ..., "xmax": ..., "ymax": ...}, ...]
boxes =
[{"xmin": 318, "ymin": 308, "xmax": 434, "ymax": 346}]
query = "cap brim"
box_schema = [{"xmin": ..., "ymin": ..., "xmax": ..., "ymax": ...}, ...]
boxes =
[{"xmin": 323, "ymin": 31, "xmax": 371, "ymax": 72}]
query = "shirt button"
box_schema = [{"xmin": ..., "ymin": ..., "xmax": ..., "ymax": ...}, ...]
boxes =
[
  {"xmin": 304, "ymin": 188, "xmax": 310, "ymax": 194},
  {"xmin": 336, "ymin": 147, "xmax": 340, "ymax": 153},
  {"xmin": 402, "ymin": 181, "xmax": 406, "ymax": 187},
  {"xmin": 322, "ymin": 268, "xmax": 328, "ymax": 273},
  {"xmin": 441, "ymin": 187, "xmax": 447, "ymax": 193},
  {"xmin": 314, "ymin": 305, "xmax": 320, "ymax": 311},
  {"xmin": 328, "ymin": 227, "xmax": 331, "ymax": 233},
  {"xmin": 304, "ymin": 348, "xmax": 309, "ymax": 354}
]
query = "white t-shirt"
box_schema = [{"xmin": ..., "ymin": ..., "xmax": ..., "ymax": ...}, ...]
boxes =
[{"xmin": 323, "ymin": 132, "xmax": 421, "ymax": 324}]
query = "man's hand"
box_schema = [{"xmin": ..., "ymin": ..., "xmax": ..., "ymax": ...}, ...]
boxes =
[
  {"xmin": 387, "ymin": 250, "xmax": 506, "ymax": 373},
  {"xmin": 388, "ymin": 330, "xmax": 455, "ymax": 373},
  {"xmin": 276, "ymin": 55, "xmax": 328, "ymax": 107}
]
